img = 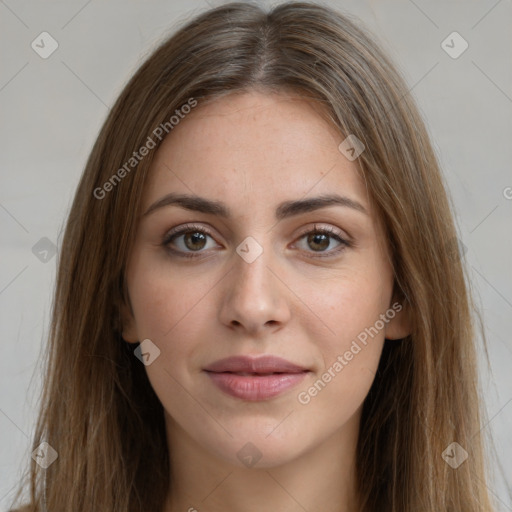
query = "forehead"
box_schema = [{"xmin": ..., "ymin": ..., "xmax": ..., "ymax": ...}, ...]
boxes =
[{"xmin": 142, "ymin": 90, "xmax": 371, "ymax": 217}]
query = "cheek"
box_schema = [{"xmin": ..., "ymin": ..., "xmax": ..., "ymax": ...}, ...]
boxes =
[
  {"xmin": 128, "ymin": 258, "xmax": 220, "ymax": 341},
  {"xmin": 127, "ymin": 264, "xmax": 217, "ymax": 408},
  {"xmin": 293, "ymin": 351, "xmax": 381, "ymax": 449},
  {"xmin": 290, "ymin": 265, "xmax": 390, "ymax": 406},
  {"xmin": 293, "ymin": 276, "xmax": 386, "ymax": 431},
  {"xmin": 292, "ymin": 265, "xmax": 393, "ymax": 348},
  {"xmin": 127, "ymin": 259, "xmax": 224, "ymax": 401}
]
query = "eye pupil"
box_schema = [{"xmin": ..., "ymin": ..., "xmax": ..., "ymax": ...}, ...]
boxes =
[
  {"xmin": 308, "ymin": 233, "xmax": 329, "ymax": 251},
  {"xmin": 185, "ymin": 232, "xmax": 207, "ymax": 250}
]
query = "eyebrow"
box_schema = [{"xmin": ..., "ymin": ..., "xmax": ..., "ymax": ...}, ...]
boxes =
[{"xmin": 143, "ymin": 192, "xmax": 368, "ymax": 220}]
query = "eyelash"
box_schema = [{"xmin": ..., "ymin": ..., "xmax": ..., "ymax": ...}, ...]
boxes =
[{"xmin": 162, "ymin": 223, "xmax": 351, "ymax": 260}]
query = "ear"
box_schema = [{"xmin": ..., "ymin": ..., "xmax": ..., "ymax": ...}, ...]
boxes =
[
  {"xmin": 384, "ymin": 295, "xmax": 412, "ymax": 340},
  {"xmin": 119, "ymin": 299, "xmax": 139, "ymax": 344}
]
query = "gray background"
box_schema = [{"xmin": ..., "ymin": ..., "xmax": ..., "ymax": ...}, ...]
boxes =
[{"xmin": 1, "ymin": 0, "xmax": 511, "ymax": 510}]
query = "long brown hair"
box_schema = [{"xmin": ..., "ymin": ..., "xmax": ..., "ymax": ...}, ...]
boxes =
[{"xmin": 9, "ymin": 2, "xmax": 496, "ymax": 511}]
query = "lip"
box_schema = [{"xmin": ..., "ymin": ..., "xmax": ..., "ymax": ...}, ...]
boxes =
[
  {"xmin": 203, "ymin": 355, "xmax": 310, "ymax": 401},
  {"xmin": 204, "ymin": 355, "xmax": 308, "ymax": 374}
]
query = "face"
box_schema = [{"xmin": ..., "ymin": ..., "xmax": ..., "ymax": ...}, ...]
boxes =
[{"xmin": 122, "ymin": 90, "xmax": 409, "ymax": 469}]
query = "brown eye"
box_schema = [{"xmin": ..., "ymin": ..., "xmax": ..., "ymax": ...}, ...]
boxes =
[
  {"xmin": 294, "ymin": 226, "xmax": 350, "ymax": 257},
  {"xmin": 182, "ymin": 231, "xmax": 208, "ymax": 251},
  {"xmin": 162, "ymin": 224, "xmax": 219, "ymax": 258},
  {"xmin": 306, "ymin": 232, "xmax": 331, "ymax": 251}
]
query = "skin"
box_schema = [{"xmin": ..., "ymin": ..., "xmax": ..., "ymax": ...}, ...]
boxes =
[{"xmin": 122, "ymin": 90, "xmax": 410, "ymax": 512}]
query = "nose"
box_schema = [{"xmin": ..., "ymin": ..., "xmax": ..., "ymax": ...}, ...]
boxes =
[{"xmin": 218, "ymin": 244, "xmax": 291, "ymax": 336}]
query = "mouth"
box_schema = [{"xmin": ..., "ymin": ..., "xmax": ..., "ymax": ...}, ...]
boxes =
[
  {"xmin": 217, "ymin": 371, "xmax": 296, "ymax": 376},
  {"xmin": 203, "ymin": 355, "xmax": 310, "ymax": 401},
  {"xmin": 203, "ymin": 354, "xmax": 309, "ymax": 374}
]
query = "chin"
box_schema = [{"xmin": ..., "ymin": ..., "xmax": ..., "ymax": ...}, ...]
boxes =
[
  {"xmin": 197, "ymin": 421, "xmax": 312, "ymax": 470},
  {"xmin": 215, "ymin": 438, "xmax": 304, "ymax": 469}
]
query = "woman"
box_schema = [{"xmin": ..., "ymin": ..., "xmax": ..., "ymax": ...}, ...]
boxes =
[{"xmin": 9, "ymin": 2, "xmax": 496, "ymax": 511}]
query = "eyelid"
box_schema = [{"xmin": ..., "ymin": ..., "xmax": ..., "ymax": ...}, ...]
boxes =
[
  {"xmin": 294, "ymin": 222, "xmax": 351, "ymax": 243},
  {"xmin": 164, "ymin": 222, "xmax": 350, "ymax": 242}
]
